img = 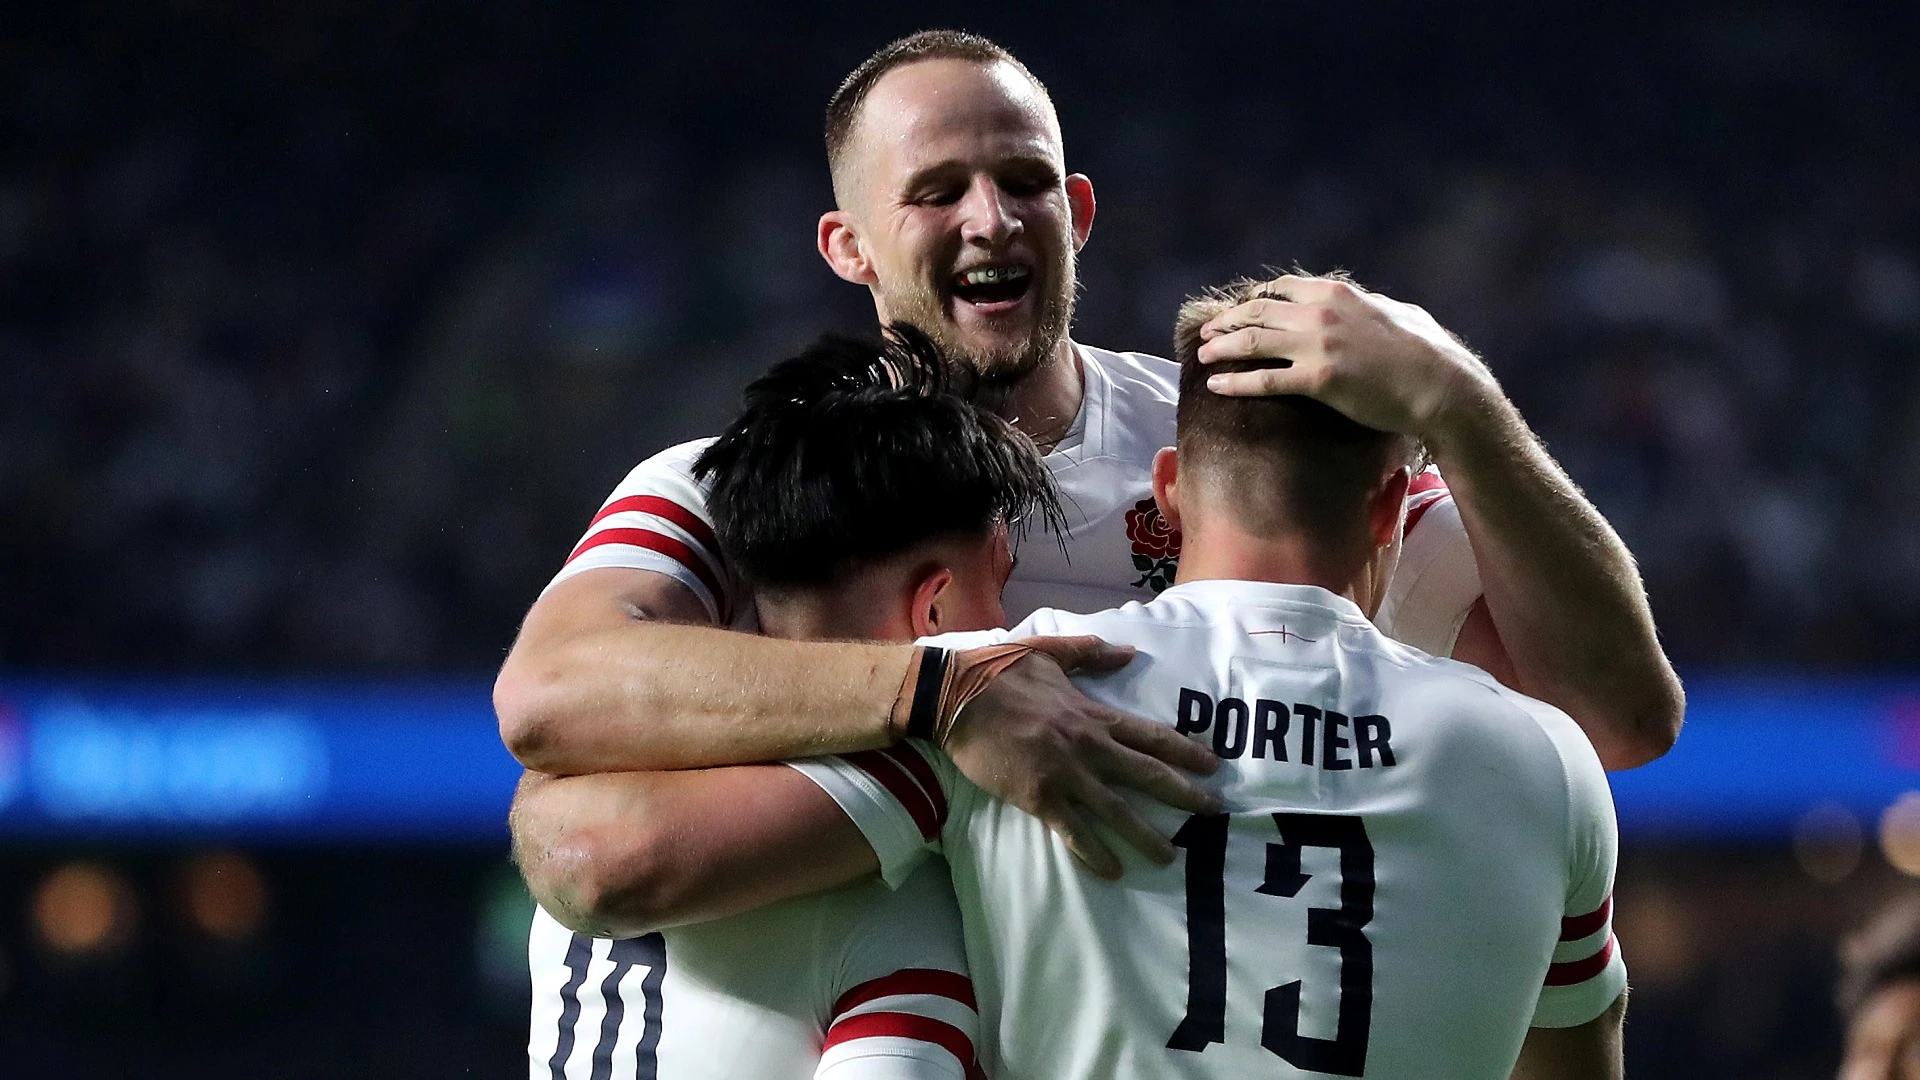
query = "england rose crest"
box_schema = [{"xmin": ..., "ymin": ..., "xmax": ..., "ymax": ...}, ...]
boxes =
[{"xmin": 1124, "ymin": 497, "xmax": 1181, "ymax": 593}]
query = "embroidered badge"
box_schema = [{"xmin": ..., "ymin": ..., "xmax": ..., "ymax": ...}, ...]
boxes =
[{"xmin": 1124, "ymin": 498, "xmax": 1181, "ymax": 593}]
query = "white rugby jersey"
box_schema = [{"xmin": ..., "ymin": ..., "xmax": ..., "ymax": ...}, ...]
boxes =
[
  {"xmin": 529, "ymin": 859, "xmax": 984, "ymax": 1080},
  {"xmin": 794, "ymin": 581, "xmax": 1625, "ymax": 1080},
  {"xmin": 542, "ymin": 343, "xmax": 1482, "ymax": 654},
  {"xmin": 531, "ymin": 342, "xmax": 1494, "ymax": 1075}
]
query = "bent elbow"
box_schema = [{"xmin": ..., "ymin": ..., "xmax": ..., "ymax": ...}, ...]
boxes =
[
  {"xmin": 495, "ymin": 660, "xmax": 562, "ymax": 770},
  {"xmin": 1639, "ymin": 675, "xmax": 1687, "ymax": 761},
  {"xmin": 539, "ymin": 827, "xmax": 682, "ymax": 939},
  {"xmin": 1596, "ymin": 676, "xmax": 1686, "ymax": 772},
  {"xmin": 494, "ymin": 630, "xmax": 682, "ymax": 773}
]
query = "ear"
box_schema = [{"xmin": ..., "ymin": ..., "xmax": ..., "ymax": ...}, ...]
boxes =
[
  {"xmin": 1065, "ymin": 174, "xmax": 1096, "ymax": 253},
  {"xmin": 1368, "ymin": 467, "xmax": 1413, "ymax": 551},
  {"xmin": 818, "ymin": 210, "xmax": 877, "ymax": 285},
  {"xmin": 1151, "ymin": 446, "xmax": 1182, "ymax": 533},
  {"xmin": 909, "ymin": 566, "xmax": 955, "ymax": 638}
]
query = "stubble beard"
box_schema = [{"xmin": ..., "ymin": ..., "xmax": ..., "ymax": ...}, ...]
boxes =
[{"xmin": 879, "ymin": 246, "xmax": 1077, "ymax": 394}]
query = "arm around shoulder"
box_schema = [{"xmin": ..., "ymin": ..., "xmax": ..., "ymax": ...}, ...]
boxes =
[
  {"xmin": 493, "ymin": 566, "xmax": 914, "ymax": 774},
  {"xmin": 511, "ymin": 766, "xmax": 879, "ymax": 938},
  {"xmin": 494, "ymin": 566, "xmax": 710, "ymax": 772}
]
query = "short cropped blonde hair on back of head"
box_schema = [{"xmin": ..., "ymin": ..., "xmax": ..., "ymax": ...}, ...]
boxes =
[{"xmin": 1169, "ymin": 270, "xmax": 1423, "ymax": 544}]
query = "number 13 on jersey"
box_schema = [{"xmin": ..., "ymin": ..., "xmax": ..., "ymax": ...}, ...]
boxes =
[{"xmin": 1168, "ymin": 812, "xmax": 1375, "ymax": 1077}]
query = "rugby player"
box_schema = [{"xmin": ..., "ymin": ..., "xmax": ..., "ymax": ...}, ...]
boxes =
[{"xmin": 522, "ymin": 326, "xmax": 1062, "ymax": 1078}]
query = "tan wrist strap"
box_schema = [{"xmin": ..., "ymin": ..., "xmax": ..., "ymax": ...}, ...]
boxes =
[{"xmin": 889, "ymin": 643, "xmax": 1038, "ymax": 747}]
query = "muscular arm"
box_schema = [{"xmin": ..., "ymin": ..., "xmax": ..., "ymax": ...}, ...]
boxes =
[
  {"xmin": 495, "ymin": 568, "xmax": 913, "ymax": 775},
  {"xmin": 1199, "ymin": 276, "xmax": 1684, "ymax": 769},
  {"xmin": 1429, "ymin": 392, "xmax": 1682, "ymax": 769},
  {"xmin": 495, "ymin": 566, "xmax": 1219, "ymax": 873},
  {"xmin": 1509, "ymin": 992, "xmax": 1627, "ymax": 1080},
  {"xmin": 512, "ymin": 766, "xmax": 878, "ymax": 937}
]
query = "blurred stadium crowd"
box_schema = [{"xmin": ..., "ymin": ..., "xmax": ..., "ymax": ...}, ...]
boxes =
[{"xmin": 4, "ymin": 3, "xmax": 1918, "ymax": 674}]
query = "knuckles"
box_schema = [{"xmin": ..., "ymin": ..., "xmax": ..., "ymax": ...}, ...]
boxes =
[
  {"xmin": 1058, "ymin": 722, "xmax": 1104, "ymax": 756},
  {"xmin": 1024, "ymin": 770, "xmax": 1069, "ymax": 808}
]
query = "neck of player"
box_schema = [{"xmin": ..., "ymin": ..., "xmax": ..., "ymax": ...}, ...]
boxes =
[
  {"xmin": 1171, "ymin": 511, "xmax": 1389, "ymax": 618},
  {"xmin": 1002, "ymin": 337, "xmax": 1083, "ymax": 452},
  {"xmin": 757, "ymin": 590, "xmax": 909, "ymax": 645}
]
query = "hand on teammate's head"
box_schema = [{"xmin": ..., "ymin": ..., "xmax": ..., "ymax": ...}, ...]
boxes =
[{"xmin": 1188, "ymin": 271, "xmax": 1497, "ymax": 449}]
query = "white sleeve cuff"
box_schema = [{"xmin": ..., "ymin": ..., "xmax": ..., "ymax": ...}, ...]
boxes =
[{"xmin": 787, "ymin": 759, "xmax": 935, "ymax": 888}]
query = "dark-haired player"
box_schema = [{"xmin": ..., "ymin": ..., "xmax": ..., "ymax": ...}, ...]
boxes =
[
  {"xmin": 527, "ymin": 281, "xmax": 1628, "ymax": 1078},
  {"xmin": 524, "ymin": 327, "xmax": 1068, "ymax": 1079}
]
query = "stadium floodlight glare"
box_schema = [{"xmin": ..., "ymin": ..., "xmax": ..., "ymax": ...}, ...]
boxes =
[
  {"xmin": 178, "ymin": 850, "xmax": 269, "ymax": 942},
  {"xmin": 1792, "ymin": 802, "xmax": 1865, "ymax": 885},
  {"xmin": 32, "ymin": 862, "xmax": 137, "ymax": 957},
  {"xmin": 1879, "ymin": 793, "xmax": 1920, "ymax": 877}
]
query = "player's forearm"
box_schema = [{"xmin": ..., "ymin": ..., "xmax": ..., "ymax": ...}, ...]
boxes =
[
  {"xmin": 1429, "ymin": 388, "xmax": 1684, "ymax": 770},
  {"xmin": 497, "ymin": 619, "xmax": 914, "ymax": 774},
  {"xmin": 512, "ymin": 768, "xmax": 879, "ymax": 937}
]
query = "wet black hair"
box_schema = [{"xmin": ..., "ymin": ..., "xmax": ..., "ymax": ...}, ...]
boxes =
[{"xmin": 692, "ymin": 324, "xmax": 1065, "ymax": 591}]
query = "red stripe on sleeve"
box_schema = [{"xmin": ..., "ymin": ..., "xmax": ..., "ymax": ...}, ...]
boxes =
[
  {"xmin": 1402, "ymin": 492, "xmax": 1448, "ymax": 539},
  {"xmin": 589, "ymin": 495, "xmax": 720, "ymax": 558},
  {"xmin": 880, "ymin": 744, "xmax": 948, "ymax": 827},
  {"xmin": 1408, "ymin": 470, "xmax": 1449, "ymax": 496},
  {"xmin": 840, "ymin": 750, "xmax": 941, "ymax": 841},
  {"xmin": 1560, "ymin": 895, "xmax": 1612, "ymax": 941},
  {"xmin": 831, "ymin": 968, "xmax": 977, "ymax": 1020},
  {"xmin": 1544, "ymin": 935, "xmax": 1616, "ymax": 986},
  {"xmin": 822, "ymin": 1011, "xmax": 975, "ymax": 1069},
  {"xmin": 565, "ymin": 528, "xmax": 725, "ymax": 604}
]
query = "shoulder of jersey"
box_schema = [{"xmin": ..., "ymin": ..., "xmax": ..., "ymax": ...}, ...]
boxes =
[
  {"xmin": 599, "ymin": 437, "xmax": 723, "ymax": 509},
  {"xmin": 1006, "ymin": 598, "xmax": 1166, "ymax": 643},
  {"xmin": 918, "ymin": 627, "xmax": 1017, "ymax": 652},
  {"xmin": 564, "ymin": 435, "xmax": 729, "ymax": 612},
  {"xmin": 1081, "ymin": 343, "xmax": 1178, "ymax": 401},
  {"xmin": 1386, "ymin": 640, "xmax": 1592, "ymax": 762},
  {"xmin": 632, "ymin": 436, "xmax": 719, "ymax": 478},
  {"xmin": 1403, "ymin": 466, "xmax": 1451, "ymax": 529}
]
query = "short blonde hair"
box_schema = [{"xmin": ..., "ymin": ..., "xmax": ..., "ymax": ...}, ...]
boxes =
[
  {"xmin": 1169, "ymin": 271, "xmax": 1422, "ymax": 543},
  {"xmin": 825, "ymin": 31, "xmax": 1053, "ymax": 199}
]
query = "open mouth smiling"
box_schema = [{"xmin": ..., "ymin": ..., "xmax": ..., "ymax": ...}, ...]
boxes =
[{"xmin": 950, "ymin": 264, "xmax": 1033, "ymax": 309}]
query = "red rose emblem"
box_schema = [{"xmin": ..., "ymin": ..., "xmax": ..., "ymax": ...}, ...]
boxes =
[
  {"xmin": 1124, "ymin": 498, "xmax": 1181, "ymax": 593},
  {"xmin": 1125, "ymin": 499, "xmax": 1182, "ymax": 560}
]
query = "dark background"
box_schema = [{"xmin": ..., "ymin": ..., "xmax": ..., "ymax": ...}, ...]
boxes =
[{"xmin": 3, "ymin": 1, "xmax": 1917, "ymax": 1075}]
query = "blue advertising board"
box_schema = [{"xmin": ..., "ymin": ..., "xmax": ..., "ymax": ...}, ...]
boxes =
[
  {"xmin": 0, "ymin": 678, "xmax": 521, "ymax": 842},
  {"xmin": 0, "ymin": 675, "xmax": 1915, "ymax": 843},
  {"xmin": 1607, "ymin": 675, "xmax": 1920, "ymax": 838}
]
